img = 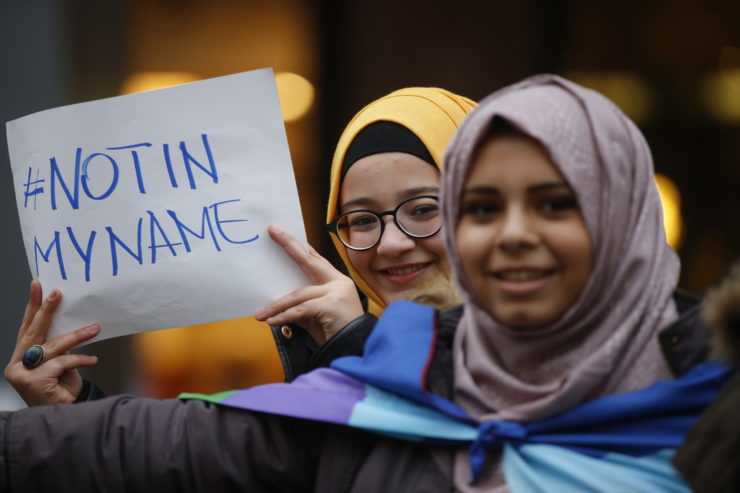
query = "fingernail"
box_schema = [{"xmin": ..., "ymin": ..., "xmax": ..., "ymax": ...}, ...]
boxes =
[
  {"xmin": 271, "ymin": 224, "xmax": 283, "ymax": 234},
  {"xmin": 47, "ymin": 289, "xmax": 60, "ymax": 301},
  {"xmin": 83, "ymin": 323, "xmax": 100, "ymax": 335}
]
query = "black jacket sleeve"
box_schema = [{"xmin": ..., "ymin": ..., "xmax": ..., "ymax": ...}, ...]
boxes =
[
  {"xmin": 658, "ymin": 290, "xmax": 711, "ymax": 377},
  {"xmin": 73, "ymin": 379, "xmax": 106, "ymax": 402},
  {"xmin": 0, "ymin": 395, "xmax": 322, "ymax": 492},
  {"xmin": 272, "ymin": 314, "xmax": 377, "ymax": 381},
  {"xmin": 76, "ymin": 314, "xmax": 379, "ymax": 401}
]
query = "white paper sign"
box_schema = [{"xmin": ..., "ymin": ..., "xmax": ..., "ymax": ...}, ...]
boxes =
[{"xmin": 7, "ymin": 68, "xmax": 309, "ymax": 343}]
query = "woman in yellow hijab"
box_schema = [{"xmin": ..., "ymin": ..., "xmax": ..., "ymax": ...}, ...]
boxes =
[{"xmin": 257, "ymin": 87, "xmax": 474, "ymax": 378}]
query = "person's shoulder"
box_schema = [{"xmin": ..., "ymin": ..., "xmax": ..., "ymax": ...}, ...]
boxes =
[
  {"xmin": 425, "ymin": 305, "xmax": 463, "ymax": 398},
  {"xmin": 673, "ymin": 289, "xmax": 701, "ymax": 314},
  {"xmin": 659, "ymin": 290, "xmax": 708, "ymax": 376}
]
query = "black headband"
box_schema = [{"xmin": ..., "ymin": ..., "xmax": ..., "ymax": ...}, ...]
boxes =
[{"xmin": 340, "ymin": 121, "xmax": 436, "ymax": 179}]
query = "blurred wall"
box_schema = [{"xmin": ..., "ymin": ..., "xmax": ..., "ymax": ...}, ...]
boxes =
[
  {"xmin": 0, "ymin": 2, "xmax": 69, "ymax": 409},
  {"xmin": 0, "ymin": 1, "xmax": 129, "ymax": 410}
]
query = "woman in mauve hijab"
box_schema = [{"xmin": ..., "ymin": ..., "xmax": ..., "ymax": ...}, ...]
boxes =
[
  {"xmin": 440, "ymin": 73, "xmax": 708, "ymax": 490},
  {"xmin": 0, "ymin": 76, "xmax": 722, "ymax": 492}
]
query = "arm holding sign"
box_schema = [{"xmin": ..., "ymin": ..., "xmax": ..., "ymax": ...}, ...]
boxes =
[
  {"xmin": 4, "ymin": 281, "xmax": 102, "ymax": 406},
  {"xmin": 0, "ymin": 394, "xmax": 322, "ymax": 491}
]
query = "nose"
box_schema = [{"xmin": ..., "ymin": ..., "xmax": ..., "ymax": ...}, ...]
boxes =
[
  {"xmin": 375, "ymin": 217, "xmax": 416, "ymax": 257},
  {"xmin": 498, "ymin": 207, "xmax": 537, "ymax": 252}
]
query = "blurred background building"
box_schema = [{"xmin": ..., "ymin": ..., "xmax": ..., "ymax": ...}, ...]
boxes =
[{"xmin": 2, "ymin": 0, "xmax": 740, "ymax": 409}]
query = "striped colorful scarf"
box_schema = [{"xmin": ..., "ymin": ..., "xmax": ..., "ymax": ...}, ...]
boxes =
[{"xmin": 181, "ymin": 301, "xmax": 730, "ymax": 491}]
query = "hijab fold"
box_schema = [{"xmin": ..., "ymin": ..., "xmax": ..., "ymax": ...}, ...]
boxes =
[
  {"xmin": 440, "ymin": 74, "xmax": 680, "ymax": 491},
  {"xmin": 328, "ymin": 88, "xmax": 475, "ymax": 314}
]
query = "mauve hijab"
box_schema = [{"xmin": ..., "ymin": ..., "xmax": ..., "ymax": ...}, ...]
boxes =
[{"xmin": 441, "ymin": 74, "xmax": 680, "ymax": 490}]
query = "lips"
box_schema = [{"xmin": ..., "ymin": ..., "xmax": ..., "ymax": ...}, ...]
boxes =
[
  {"xmin": 492, "ymin": 268, "xmax": 556, "ymax": 296},
  {"xmin": 378, "ymin": 262, "xmax": 432, "ymax": 284},
  {"xmin": 493, "ymin": 268, "xmax": 555, "ymax": 282},
  {"xmin": 384, "ymin": 264, "xmax": 427, "ymax": 276}
]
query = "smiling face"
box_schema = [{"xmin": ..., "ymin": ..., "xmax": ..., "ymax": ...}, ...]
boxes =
[
  {"xmin": 455, "ymin": 132, "xmax": 593, "ymax": 329},
  {"xmin": 341, "ymin": 152, "xmax": 457, "ymax": 307}
]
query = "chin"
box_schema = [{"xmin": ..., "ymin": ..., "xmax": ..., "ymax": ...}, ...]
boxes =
[
  {"xmin": 406, "ymin": 281, "xmax": 462, "ymax": 309},
  {"xmin": 494, "ymin": 309, "xmax": 559, "ymax": 330},
  {"xmin": 381, "ymin": 292, "xmax": 410, "ymax": 306}
]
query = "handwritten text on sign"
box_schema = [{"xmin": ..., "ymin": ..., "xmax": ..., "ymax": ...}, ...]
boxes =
[
  {"xmin": 25, "ymin": 134, "xmax": 259, "ymax": 281},
  {"xmin": 7, "ymin": 68, "xmax": 309, "ymax": 342}
]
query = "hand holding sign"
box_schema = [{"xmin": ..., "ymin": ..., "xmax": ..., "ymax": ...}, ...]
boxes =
[
  {"xmin": 255, "ymin": 225, "xmax": 364, "ymax": 343},
  {"xmin": 6, "ymin": 68, "xmax": 310, "ymax": 344},
  {"xmin": 4, "ymin": 281, "xmax": 101, "ymax": 405}
]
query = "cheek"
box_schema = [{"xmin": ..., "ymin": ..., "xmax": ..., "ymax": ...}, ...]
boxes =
[
  {"xmin": 346, "ymin": 250, "xmax": 372, "ymax": 279},
  {"xmin": 557, "ymin": 225, "xmax": 593, "ymax": 289},
  {"xmin": 421, "ymin": 232, "xmax": 447, "ymax": 261},
  {"xmin": 455, "ymin": 223, "xmax": 484, "ymax": 278}
]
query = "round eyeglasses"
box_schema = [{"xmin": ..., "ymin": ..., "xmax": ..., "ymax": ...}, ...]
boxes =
[{"xmin": 326, "ymin": 195, "xmax": 442, "ymax": 251}]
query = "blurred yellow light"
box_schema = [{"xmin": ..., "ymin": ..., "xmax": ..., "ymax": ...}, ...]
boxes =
[
  {"xmin": 120, "ymin": 71, "xmax": 201, "ymax": 95},
  {"xmin": 703, "ymin": 69, "xmax": 740, "ymax": 122},
  {"xmin": 565, "ymin": 71, "xmax": 653, "ymax": 124},
  {"xmin": 655, "ymin": 173, "xmax": 683, "ymax": 250},
  {"xmin": 275, "ymin": 72, "xmax": 315, "ymax": 122}
]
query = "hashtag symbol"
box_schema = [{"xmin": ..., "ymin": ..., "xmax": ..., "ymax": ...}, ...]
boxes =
[{"xmin": 23, "ymin": 167, "xmax": 45, "ymax": 210}]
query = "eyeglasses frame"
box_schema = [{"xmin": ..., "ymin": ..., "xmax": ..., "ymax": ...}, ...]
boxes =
[{"xmin": 325, "ymin": 194, "xmax": 441, "ymax": 251}]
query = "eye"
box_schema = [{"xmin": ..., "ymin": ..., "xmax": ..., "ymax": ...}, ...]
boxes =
[
  {"xmin": 409, "ymin": 203, "xmax": 439, "ymax": 218},
  {"xmin": 461, "ymin": 198, "xmax": 500, "ymax": 218},
  {"xmin": 540, "ymin": 195, "xmax": 579, "ymax": 214},
  {"xmin": 347, "ymin": 212, "xmax": 379, "ymax": 230}
]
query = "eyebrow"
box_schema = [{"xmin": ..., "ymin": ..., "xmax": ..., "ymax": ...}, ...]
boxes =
[
  {"xmin": 341, "ymin": 185, "xmax": 440, "ymax": 211},
  {"xmin": 462, "ymin": 181, "xmax": 571, "ymax": 196}
]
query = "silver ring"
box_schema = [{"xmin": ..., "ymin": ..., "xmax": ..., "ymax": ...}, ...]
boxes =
[{"xmin": 22, "ymin": 344, "xmax": 45, "ymax": 369}]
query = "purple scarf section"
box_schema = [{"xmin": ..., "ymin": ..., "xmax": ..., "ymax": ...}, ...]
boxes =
[{"xmin": 219, "ymin": 368, "xmax": 363, "ymax": 424}]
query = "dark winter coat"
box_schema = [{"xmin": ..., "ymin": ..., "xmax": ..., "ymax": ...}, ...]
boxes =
[{"xmin": 1, "ymin": 293, "xmax": 708, "ymax": 492}]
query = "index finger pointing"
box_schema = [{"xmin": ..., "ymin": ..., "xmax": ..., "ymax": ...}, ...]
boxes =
[{"xmin": 268, "ymin": 225, "xmax": 342, "ymax": 284}]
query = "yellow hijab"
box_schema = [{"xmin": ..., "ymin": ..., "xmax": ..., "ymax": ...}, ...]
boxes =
[{"xmin": 327, "ymin": 87, "xmax": 475, "ymax": 315}]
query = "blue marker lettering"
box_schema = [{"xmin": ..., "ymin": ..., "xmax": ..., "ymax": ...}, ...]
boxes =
[
  {"xmin": 33, "ymin": 231, "xmax": 67, "ymax": 280},
  {"xmin": 50, "ymin": 148, "xmax": 82, "ymax": 210},
  {"xmin": 66, "ymin": 227, "xmax": 97, "ymax": 282},
  {"xmin": 181, "ymin": 133, "xmax": 218, "ymax": 189},
  {"xmin": 106, "ymin": 219, "xmax": 144, "ymax": 276},
  {"xmin": 167, "ymin": 207, "xmax": 221, "ymax": 252},
  {"xmin": 81, "ymin": 153, "xmax": 119, "ymax": 200},
  {"xmin": 210, "ymin": 199, "xmax": 259, "ymax": 244},
  {"xmin": 23, "ymin": 167, "xmax": 45, "ymax": 210},
  {"xmin": 147, "ymin": 210, "xmax": 182, "ymax": 263},
  {"xmin": 162, "ymin": 143, "xmax": 179, "ymax": 188},
  {"xmin": 106, "ymin": 143, "xmax": 152, "ymax": 194}
]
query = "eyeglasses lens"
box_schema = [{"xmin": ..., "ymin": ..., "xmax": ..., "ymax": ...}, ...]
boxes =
[{"xmin": 336, "ymin": 196, "xmax": 441, "ymax": 250}]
